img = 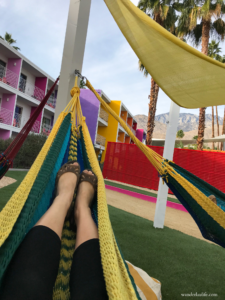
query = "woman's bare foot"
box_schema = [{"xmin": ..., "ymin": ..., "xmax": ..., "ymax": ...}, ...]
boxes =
[
  {"xmin": 35, "ymin": 162, "xmax": 80, "ymax": 239},
  {"xmin": 74, "ymin": 170, "xmax": 96, "ymax": 224},
  {"xmin": 56, "ymin": 162, "xmax": 79, "ymax": 211},
  {"xmin": 74, "ymin": 170, "xmax": 98, "ymax": 249}
]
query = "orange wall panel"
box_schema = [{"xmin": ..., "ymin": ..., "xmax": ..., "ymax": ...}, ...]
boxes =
[
  {"xmin": 120, "ymin": 111, "xmax": 127, "ymax": 122},
  {"xmin": 127, "ymin": 117, "xmax": 133, "ymax": 126},
  {"xmin": 97, "ymin": 100, "xmax": 121, "ymax": 162}
]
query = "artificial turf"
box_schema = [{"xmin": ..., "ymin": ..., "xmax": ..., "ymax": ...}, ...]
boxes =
[
  {"xmin": 1, "ymin": 172, "xmax": 224, "ymax": 299},
  {"xmin": 0, "ymin": 171, "xmax": 27, "ymax": 212},
  {"xmin": 109, "ymin": 205, "xmax": 225, "ymax": 300},
  {"xmin": 105, "ymin": 179, "xmax": 181, "ymax": 204}
]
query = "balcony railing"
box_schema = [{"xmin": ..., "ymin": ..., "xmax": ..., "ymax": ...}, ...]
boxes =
[
  {"xmin": 99, "ymin": 107, "xmax": 109, "ymax": 123},
  {"xmin": 127, "ymin": 124, "xmax": 136, "ymax": 135},
  {"xmin": 0, "ymin": 107, "xmax": 13, "ymax": 126},
  {"xmin": 47, "ymin": 95, "xmax": 56, "ymax": 108},
  {"xmin": 20, "ymin": 117, "xmax": 40, "ymax": 133},
  {"xmin": 0, "ymin": 66, "xmax": 18, "ymax": 89},
  {"xmin": 41, "ymin": 123, "xmax": 52, "ymax": 136},
  {"xmin": 30, "ymin": 120, "xmax": 40, "ymax": 133},
  {"xmin": 0, "ymin": 67, "xmax": 56, "ymax": 109},
  {"xmin": 19, "ymin": 77, "xmax": 45, "ymax": 101},
  {"xmin": 96, "ymin": 134, "xmax": 106, "ymax": 147}
]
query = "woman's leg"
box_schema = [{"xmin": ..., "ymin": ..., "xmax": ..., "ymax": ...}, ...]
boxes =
[
  {"xmin": 70, "ymin": 170, "xmax": 108, "ymax": 300},
  {"xmin": 1, "ymin": 163, "xmax": 79, "ymax": 300}
]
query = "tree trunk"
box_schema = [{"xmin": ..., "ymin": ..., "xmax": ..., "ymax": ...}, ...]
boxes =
[
  {"xmin": 146, "ymin": 77, "xmax": 156, "ymax": 145},
  {"xmin": 197, "ymin": 107, "xmax": 206, "ymax": 150},
  {"xmin": 222, "ymin": 107, "xmax": 225, "ymax": 150},
  {"xmin": 197, "ymin": 19, "xmax": 210, "ymax": 150},
  {"xmin": 201, "ymin": 19, "xmax": 210, "ymax": 55},
  {"xmin": 223, "ymin": 107, "xmax": 225, "ymax": 134},
  {"xmin": 146, "ymin": 12, "xmax": 162, "ymax": 146},
  {"xmin": 212, "ymin": 106, "xmax": 215, "ymax": 150},
  {"xmin": 216, "ymin": 106, "xmax": 219, "ymax": 149}
]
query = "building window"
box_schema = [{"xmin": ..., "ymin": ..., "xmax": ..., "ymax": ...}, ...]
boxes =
[
  {"xmin": 13, "ymin": 106, "xmax": 23, "ymax": 128},
  {"xmin": 0, "ymin": 60, "xmax": 6, "ymax": 80},
  {"xmin": 43, "ymin": 117, "xmax": 51, "ymax": 126},
  {"xmin": 42, "ymin": 117, "xmax": 51, "ymax": 135},
  {"xmin": 19, "ymin": 73, "xmax": 27, "ymax": 93}
]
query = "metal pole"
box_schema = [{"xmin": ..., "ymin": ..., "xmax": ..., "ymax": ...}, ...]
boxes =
[
  {"xmin": 153, "ymin": 101, "xmax": 180, "ymax": 228},
  {"xmin": 54, "ymin": 0, "xmax": 92, "ymax": 121}
]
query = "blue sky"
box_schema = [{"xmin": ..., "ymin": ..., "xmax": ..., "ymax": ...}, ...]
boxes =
[{"xmin": 0, "ymin": 0, "xmax": 225, "ymax": 117}]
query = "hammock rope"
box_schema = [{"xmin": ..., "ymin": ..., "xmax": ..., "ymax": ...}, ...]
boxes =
[
  {"xmin": 85, "ymin": 79, "xmax": 225, "ymax": 247},
  {"xmin": 0, "ymin": 75, "xmax": 225, "ymax": 300},
  {"xmin": 0, "ymin": 77, "xmax": 60, "ymax": 179}
]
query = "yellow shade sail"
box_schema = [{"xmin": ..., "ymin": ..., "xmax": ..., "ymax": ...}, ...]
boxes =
[{"xmin": 104, "ymin": 0, "xmax": 225, "ymax": 109}]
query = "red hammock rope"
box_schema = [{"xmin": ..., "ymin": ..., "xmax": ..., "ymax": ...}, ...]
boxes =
[{"xmin": 0, "ymin": 77, "xmax": 59, "ymax": 179}]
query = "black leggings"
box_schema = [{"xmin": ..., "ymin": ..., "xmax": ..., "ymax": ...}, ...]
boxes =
[{"xmin": 1, "ymin": 226, "xmax": 108, "ymax": 300}]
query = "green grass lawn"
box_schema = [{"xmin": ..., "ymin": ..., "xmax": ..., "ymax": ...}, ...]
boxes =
[
  {"xmin": 105, "ymin": 179, "xmax": 181, "ymax": 204},
  {"xmin": 1, "ymin": 172, "xmax": 224, "ymax": 299},
  {"xmin": 0, "ymin": 171, "xmax": 27, "ymax": 212},
  {"xmin": 109, "ymin": 205, "xmax": 225, "ymax": 300}
]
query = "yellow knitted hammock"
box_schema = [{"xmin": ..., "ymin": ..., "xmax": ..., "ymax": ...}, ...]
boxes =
[
  {"xmin": 0, "ymin": 74, "xmax": 224, "ymax": 300},
  {"xmin": 1, "ymin": 0, "xmax": 225, "ymax": 298}
]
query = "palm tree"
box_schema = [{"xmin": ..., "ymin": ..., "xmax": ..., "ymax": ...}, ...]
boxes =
[
  {"xmin": 216, "ymin": 106, "xmax": 220, "ymax": 149},
  {"xmin": 138, "ymin": 61, "xmax": 159, "ymax": 145},
  {"xmin": 222, "ymin": 107, "xmax": 225, "ymax": 150},
  {"xmin": 176, "ymin": 0, "xmax": 225, "ymax": 150},
  {"xmin": 212, "ymin": 106, "xmax": 215, "ymax": 149},
  {"xmin": 208, "ymin": 40, "xmax": 222, "ymax": 60},
  {"xmin": 208, "ymin": 40, "xmax": 223, "ymax": 150},
  {"xmin": 138, "ymin": 0, "xmax": 177, "ymax": 145},
  {"xmin": 0, "ymin": 32, "xmax": 20, "ymax": 51}
]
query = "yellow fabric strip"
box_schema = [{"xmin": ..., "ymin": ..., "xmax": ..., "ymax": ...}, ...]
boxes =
[
  {"xmin": 81, "ymin": 117, "xmax": 137, "ymax": 300},
  {"xmin": 127, "ymin": 262, "xmax": 158, "ymax": 300},
  {"xmin": 0, "ymin": 112, "xmax": 66, "ymax": 247},
  {"xmin": 167, "ymin": 167, "xmax": 225, "ymax": 230},
  {"xmin": 86, "ymin": 79, "xmax": 225, "ymax": 231},
  {"xmin": 104, "ymin": 0, "xmax": 225, "ymax": 109}
]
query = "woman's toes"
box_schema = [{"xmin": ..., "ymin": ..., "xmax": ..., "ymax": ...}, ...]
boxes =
[{"xmin": 57, "ymin": 163, "xmax": 79, "ymax": 196}]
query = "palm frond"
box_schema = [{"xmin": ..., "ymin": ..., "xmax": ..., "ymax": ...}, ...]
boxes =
[
  {"xmin": 212, "ymin": 18, "xmax": 225, "ymax": 40},
  {"xmin": 13, "ymin": 46, "xmax": 20, "ymax": 51},
  {"xmin": 138, "ymin": 60, "xmax": 149, "ymax": 77}
]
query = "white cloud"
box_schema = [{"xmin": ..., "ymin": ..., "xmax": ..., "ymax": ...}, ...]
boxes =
[
  {"xmin": 0, "ymin": 0, "xmax": 224, "ymax": 118},
  {"xmin": 130, "ymin": 0, "xmax": 140, "ymax": 5},
  {"xmin": 0, "ymin": 0, "xmax": 6, "ymax": 7}
]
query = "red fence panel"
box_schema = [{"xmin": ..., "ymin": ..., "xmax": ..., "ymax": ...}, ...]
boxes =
[{"xmin": 103, "ymin": 142, "xmax": 225, "ymax": 194}]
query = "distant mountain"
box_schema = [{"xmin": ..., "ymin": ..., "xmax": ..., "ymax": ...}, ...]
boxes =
[
  {"xmin": 135, "ymin": 114, "xmax": 167, "ymax": 139},
  {"xmin": 135, "ymin": 113, "xmax": 223, "ymax": 133},
  {"xmin": 135, "ymin": 113, "xmax": 224, "ymax": 147},
  {"xmin": 155, "ymin": 113, "xmax": 223, "ymax": 132}
]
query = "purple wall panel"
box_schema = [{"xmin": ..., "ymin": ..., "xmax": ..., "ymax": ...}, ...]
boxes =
[
  {"xmin": 35, "ymin": 77, "xmax": 47, "ymax": 92},
  {"xmin": 34, "ymin": 77, "xmax": 47, "ymax": 101},
  {"xmin": 0, "ymin": 129, "xmax": 10, "ymax": 140},
  {"xmin": 136, "ymin": 129, "xmax": 144, "ymax": 142},
  {"xmin": 30, "ymin": 106, "xmax": 42, "ymax": 132},
  {"xmin": 80, "ymin": 89, "xmax": 101, "ymax": 143},
  {"xmin": 6, "ymin": 58, "xmax": 22, "ymax": 89},
  {"xmin": 0, "ymin": 94, "xmax": 16, "ymax": 125}
]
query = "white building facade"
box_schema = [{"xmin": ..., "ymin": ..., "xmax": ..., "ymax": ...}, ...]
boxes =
[{"xmin": 0, "ymin": 39, "xmax": 57, "ymax": 140}]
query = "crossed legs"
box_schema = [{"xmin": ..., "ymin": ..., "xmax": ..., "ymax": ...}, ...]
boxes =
[{"xmin": 1, "ymin": 164, "xmax": 108, "ymax": 300}]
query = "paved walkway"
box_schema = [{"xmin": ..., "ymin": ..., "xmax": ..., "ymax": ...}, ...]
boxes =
[{"xmin": 106, "ymin": 188, "xmax": 215, "ymax": 244}]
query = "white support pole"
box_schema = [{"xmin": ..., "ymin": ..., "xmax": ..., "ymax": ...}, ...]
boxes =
[
  {"xmin": 153, "ymin": 101, "xmax": 180, "ymax": 228},
  {"xmin": 54, "ymin": 0, "xmax": 92, "ymax": 121}
]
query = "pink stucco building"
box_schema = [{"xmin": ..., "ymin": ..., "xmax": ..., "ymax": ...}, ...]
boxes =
[{"xmin": 0, "ymin": 39, "xmax": 57, "ymax": 140}]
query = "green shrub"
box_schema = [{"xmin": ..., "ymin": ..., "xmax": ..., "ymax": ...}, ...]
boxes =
[{"xmin": 0, "ymin": 134, "xmax": 47, "ymax": 169}]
